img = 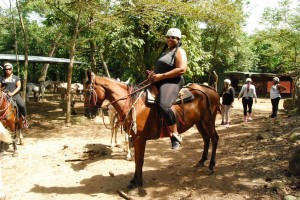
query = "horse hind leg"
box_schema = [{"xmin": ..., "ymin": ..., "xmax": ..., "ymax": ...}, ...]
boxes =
[
  {"xmin": 195, "ymin": 122, "xmax": 210, "ymax": 168},
  {"xmin": 197, "ymin": 121, "xmax": 219, "ymax": 174}
]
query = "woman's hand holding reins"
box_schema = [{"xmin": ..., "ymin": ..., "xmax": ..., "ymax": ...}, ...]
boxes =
[{"xmin": 146, "ymin": 70, "xmax": 165, "ymax": 83}]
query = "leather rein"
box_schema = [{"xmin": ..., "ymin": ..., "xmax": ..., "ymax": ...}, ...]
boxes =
[
  {"xmin": 0, "ymin": 92, "xmax": 14, "ymax": 120},
  {"xmin": 86, "ymin": 74, "xmax": 151, "ymax": 132}
]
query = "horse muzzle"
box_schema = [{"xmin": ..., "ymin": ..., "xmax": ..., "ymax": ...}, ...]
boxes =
[{"xmin": 84, "ymin": 107, "xmax": 98, "ymax": 119}]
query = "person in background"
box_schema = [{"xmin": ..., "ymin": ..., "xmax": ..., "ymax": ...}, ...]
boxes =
[
  {"xmin": 147, "ymin": 28, "xmax": 187, "ymax": 150},
  {"xmin": 0, "ymin": 63, "xmax": 28, "ymax": 128},
  {"xmin": 238, "ymin": 77, "xmax": 257, "ymax": 122},
  {"xmin": 221, "ymin": 79, "xmax": 235, "ymax": 127},
  {"xmin": 270, "ymin": 77, "xmax": 286, "ymax": 118}
]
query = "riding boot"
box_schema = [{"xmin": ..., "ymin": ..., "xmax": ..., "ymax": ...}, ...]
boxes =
[{"xmin": 168, "ymin": 124, "xmax": 182, "ymax": 149}]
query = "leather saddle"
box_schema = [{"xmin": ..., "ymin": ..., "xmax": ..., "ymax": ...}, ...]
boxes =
[{"xmin": 146, "ymin": 85, "xmax": 194, "ymax": 105}]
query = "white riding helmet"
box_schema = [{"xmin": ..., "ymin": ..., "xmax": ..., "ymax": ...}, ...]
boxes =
[
  {"xmin": 4, "ymin": 63, "xmax": 13, "ymax": 69},
  {"xmin": 273, "ymin": 77, "xmax": 280, "ymax": 82},
  {"xmin": 166, "ymin": 28, "xmax": 182, "ymax": 39},
  {"xmin": 224, "ymin": 79, "xmax": 231, "ymax": 85},
  {"xmin": 246, "ymin": 78, "xmax": 252, "ymax": 82}
]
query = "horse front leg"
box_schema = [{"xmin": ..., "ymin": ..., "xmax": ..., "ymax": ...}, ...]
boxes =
[
  {"xmin": 108, "ymin": 107, "xmax": 116, "ymax": 148},
  {"xmin": 0, "ymin": 142, "xmax": 3, "ymax": 156},
  {"xmin": 18, "ymin": 129, "xmax": 24, "ymax": 145},
  {"xmin": 128, "ymin": 135, "xmax": 146, "ymax": 189},
  {"xmin": 11, "ymin": 132, "xmax": 18, "ymax": 157},
  {"xmin": 125, "ymin": 133, "xmax": 132, "ymax": 161}
]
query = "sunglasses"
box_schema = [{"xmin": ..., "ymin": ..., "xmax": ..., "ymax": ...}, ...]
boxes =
[
  {"xmin": 5, "ymin": 68, "xmax": 12, "ymax": 71},
  {"xmin": 165, "ymin": 36, "xmax": 178, "ymax": 40}
]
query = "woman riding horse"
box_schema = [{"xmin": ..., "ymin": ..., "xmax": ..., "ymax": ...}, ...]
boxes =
[
  {"xmin": 0, "ymin": 63, "xmax": 28, "ymax": 129},
  {"xmin": 147, "ymin": 28, "xmax": 187, "ymax": 150}
]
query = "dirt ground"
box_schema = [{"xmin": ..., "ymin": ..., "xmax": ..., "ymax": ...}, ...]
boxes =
[{"xmin": 1, "ymin": 96, "xmax": 300, "ymax": 200}]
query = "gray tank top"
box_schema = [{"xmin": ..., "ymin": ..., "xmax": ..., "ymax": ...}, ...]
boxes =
[{"xmin": 154, "ymin": 48, "xmax": 176, "ymax": 74}]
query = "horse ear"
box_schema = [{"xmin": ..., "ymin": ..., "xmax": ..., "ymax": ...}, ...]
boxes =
[
  {"xmin": 87, "ymin": 71, "xmax": 92, "ymax": 80},
  {"xmin": 124, "ymin": 77, "xmax": 131, "ymax": 85}
]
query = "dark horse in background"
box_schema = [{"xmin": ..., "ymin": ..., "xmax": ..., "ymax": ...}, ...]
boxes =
[
  {"xmin": 0, "ymin": 92, "xmax": 24, "ymax": 157},
  {"xmin": 26, "ymin": 80, "xmax": 53, "ymax": 103},
  {"xmin": 84, "ymin": 72, "xmax": 220, "ymax": 188}
]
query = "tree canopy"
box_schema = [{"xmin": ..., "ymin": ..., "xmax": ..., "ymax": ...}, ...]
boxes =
[{"xmin": 0, "ymin": 0, "xmax": 299, "ymax": 84}]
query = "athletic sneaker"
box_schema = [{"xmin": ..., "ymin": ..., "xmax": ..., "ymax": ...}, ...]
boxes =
[
  {"xmin": 23, "ymin": 119, "xmax": 29, "ymax": 129},
  {"xmin": 171, "ymin": 136, "xmax": 181, "ymax": 150}
]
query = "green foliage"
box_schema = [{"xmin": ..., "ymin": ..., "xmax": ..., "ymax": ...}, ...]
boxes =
[
  {"xmin": 252, "ymin": 0, "xmax": 300, "ymax": 74},
  {"xmin": 0, "ymin": 0, "xmax": 298, "ymax": 85}
]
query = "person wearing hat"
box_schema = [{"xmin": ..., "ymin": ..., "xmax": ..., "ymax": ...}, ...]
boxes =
[
  {"xmin": 0, "ymin": 63, "xmax": 28, "ymax": 128},
  {"xmin": 270, "ymin": 77, "xmax": 286, "ymax": 118},
  {"xmin": 221, "ymin": 79, "xmax": 235, "ymax": 127},
  {"xmin": 238, "ymin": 77, "xmax": 258, "ymax": 122},
  {"xmin": 147, "ymin": 28, "xmax": 187, "ymax": 149}
]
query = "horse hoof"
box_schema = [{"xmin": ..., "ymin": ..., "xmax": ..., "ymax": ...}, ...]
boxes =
[
  {"xmin": 127, "ymin": 182, "xmax": 137, "ymax": 189},
  {"xmin": 12, "ymin": 152, "xmax": 18, "ymax": 157},
  {"xmin": 20, "ymin": 141, "xmax": 24, "ymax": 145},
  {"xmin": 125, "ymin": 156, "xmax": 132, "ymax": 161},
  {"xmin": 208, "ymin": 170, "xmax": 214, "ymax": 175},
  {"xmin": 195, "ymin": 162, "xmax": 204, "ymax": 168},
  {"xmin": 0, "ymin": 191, "xmax": 6, "ymax": 200}
]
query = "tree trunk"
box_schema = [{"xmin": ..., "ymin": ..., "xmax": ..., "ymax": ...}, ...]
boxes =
[
  {"xmin": 38, "ymin": 33, "xmax": 62, "ymax": 82},
  {"xmin": 90, "ymin": 40, "xmax": 97, "ymax": 73},
  {"xmin": 99, "ymin": 49, "xmax": 110, "ymax": 77},
  {"xmin": 213, "ymin": 70, "xmax": 218, "ymax": 92},
  {"xmin": 295, "ymin": 76, "xmax": 300, "ymax": 113},
  {"xmin": 65, "ymin": 7, "xmax": 82, "ymax": 124},
  {"xmin": 16, "ymin": 0, "xmax": 28, "ymax": 105},
  {"xmin": 10, "ymin": 0, "xmax": 19, "ymax": 75}
]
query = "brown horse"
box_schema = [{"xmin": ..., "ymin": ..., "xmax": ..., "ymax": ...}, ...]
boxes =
[
  {"xmin": 0, "ymin": 92, "xmax": 24, "ymax": 157},
  {"xmin": 84, "ymin": 72, "xmax": 220, "ymax": 188}
]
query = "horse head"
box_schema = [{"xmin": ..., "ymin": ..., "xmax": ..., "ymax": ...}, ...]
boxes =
[{"xmin": 84, "ymin": 72, "xmax": 106, "ymax": 119}]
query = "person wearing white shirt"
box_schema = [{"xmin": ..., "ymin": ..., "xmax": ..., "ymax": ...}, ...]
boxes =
[
  {"xmin": 270, "ymin": 77, "xmax": 286, "ymax": 118},
  {"xmin": 238, "ymin": 78, "xmax": 258, "ymax": 122}
]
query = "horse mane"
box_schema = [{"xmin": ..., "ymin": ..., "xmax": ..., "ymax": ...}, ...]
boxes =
[{"xmin": 85, "ymin": 71, "xmax": 147, "ymax": 104}]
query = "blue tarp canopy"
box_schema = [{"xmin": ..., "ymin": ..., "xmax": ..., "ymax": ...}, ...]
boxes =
[{"xmin": 0, "ymin": 54, "xmax": 84, "ymax": 64}]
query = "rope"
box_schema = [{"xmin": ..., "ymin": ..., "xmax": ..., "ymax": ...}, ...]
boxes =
[{"xmin": 127, "ymin": 90, "xmax": 144, "ymax": 135}]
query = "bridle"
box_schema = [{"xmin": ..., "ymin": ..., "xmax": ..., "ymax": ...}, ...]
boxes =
[
  {"xmin": 0, "ymin": 92, "xmax": 14, "ymax": 120},
  {"xmin": 84, "ymin": 74, "xmax": 152, "ymax": 134}
]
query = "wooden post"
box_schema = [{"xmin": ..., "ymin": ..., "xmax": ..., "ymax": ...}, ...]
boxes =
[{"xmin": 213, "ymin": 71, "xmax": 218, "ymax": 92}]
